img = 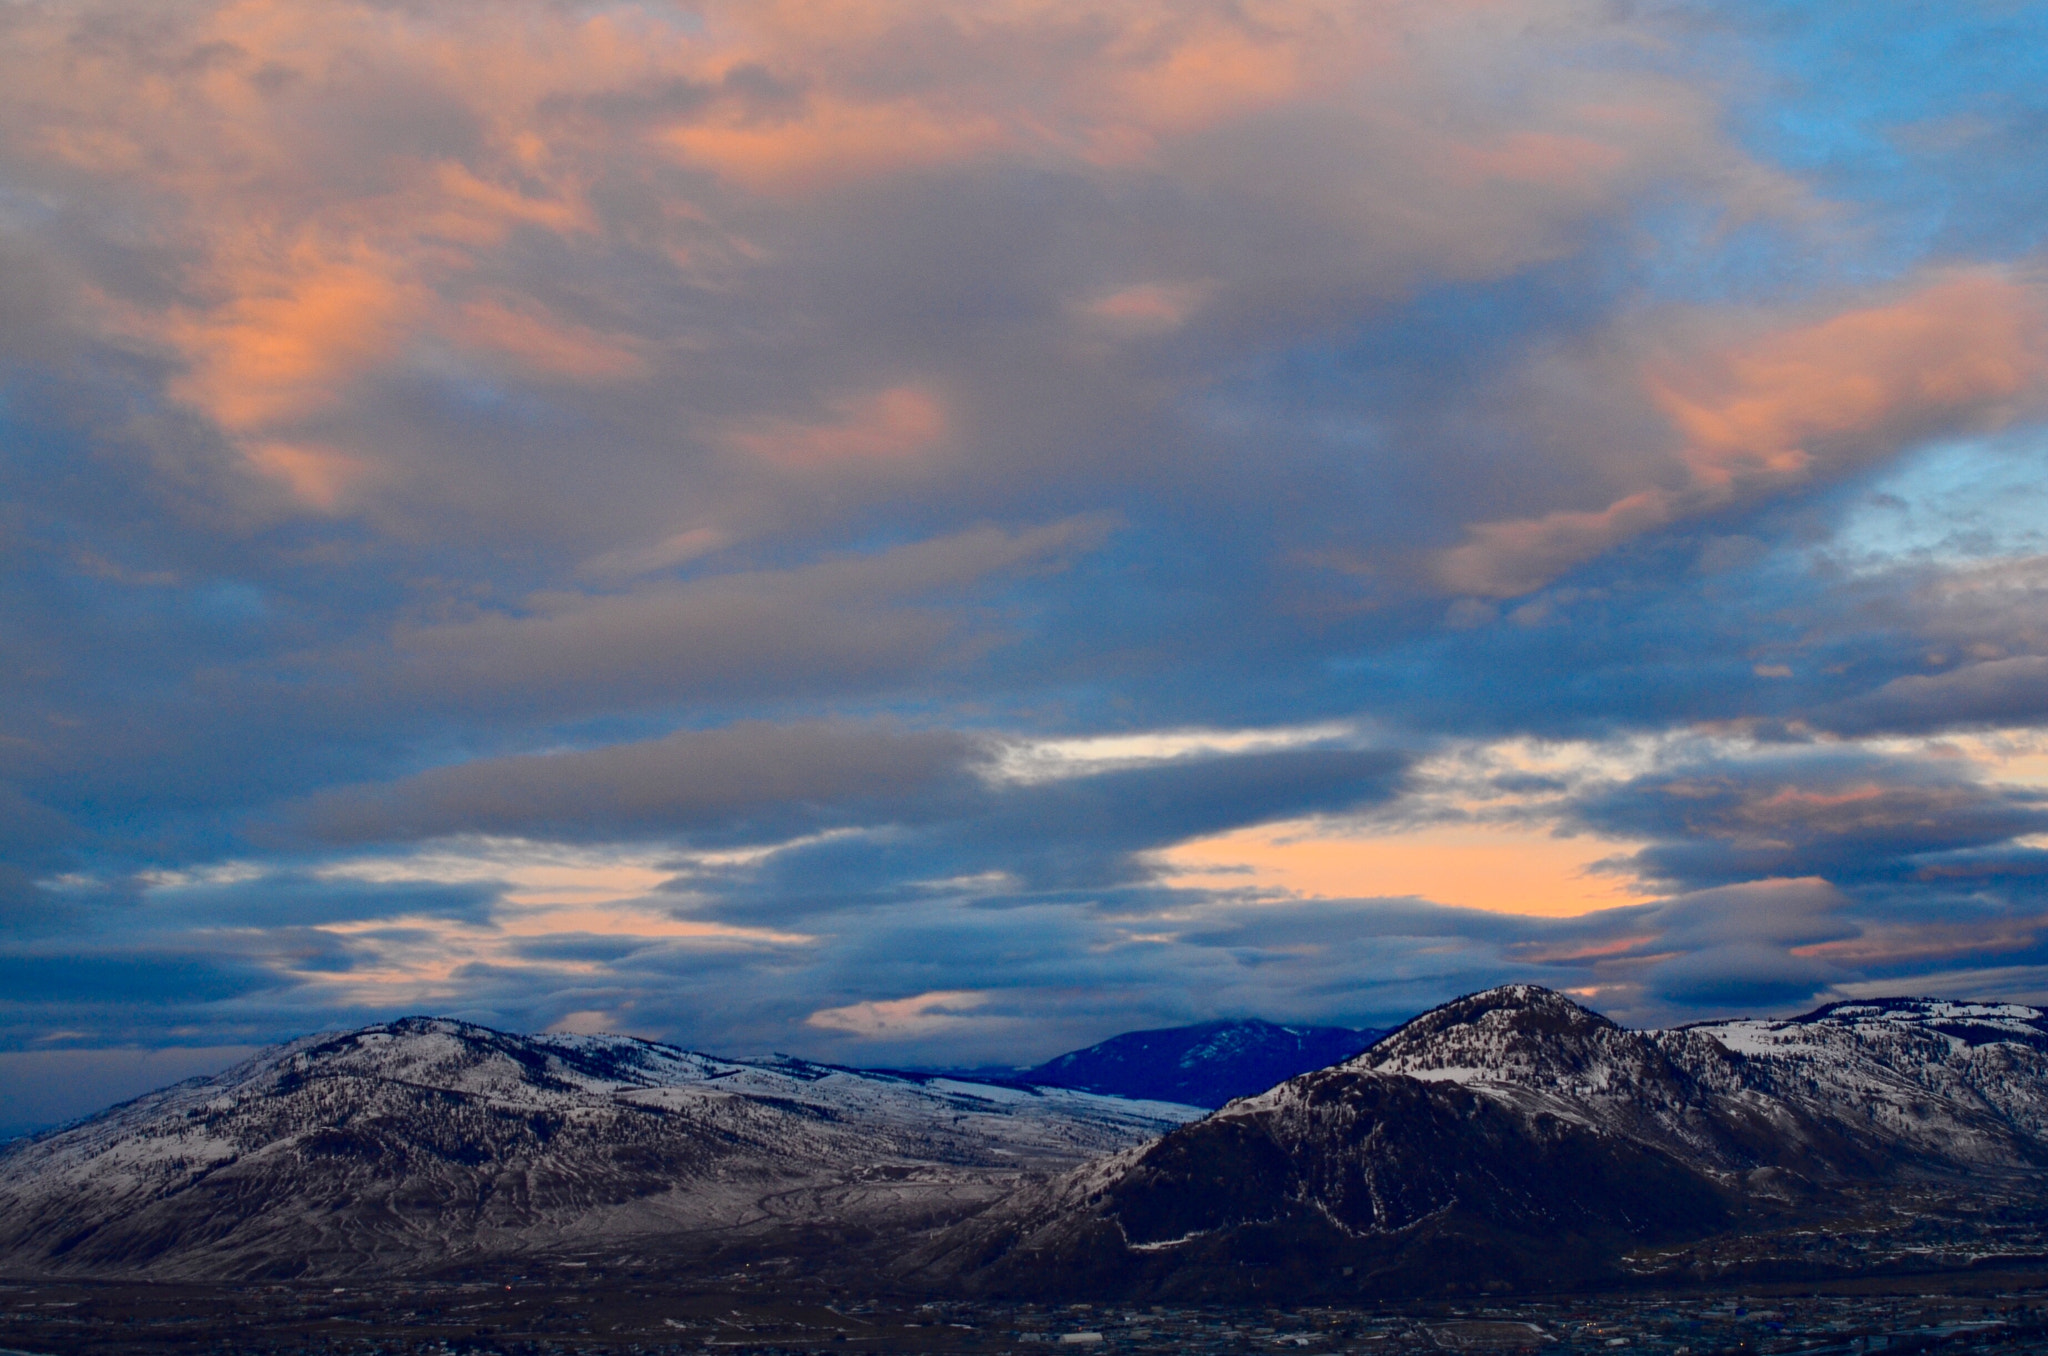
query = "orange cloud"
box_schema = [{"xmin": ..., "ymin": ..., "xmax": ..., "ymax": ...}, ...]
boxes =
[
  {"xmin": 665, "ymin": 98, "xmax": 1012, "ymax": 192},
  {"xmin": 1436, "ymin": 490, "xmax": 1673, "ymax": 599},
  {"xmin": 452, "ymin": 298, "xmax": 649, "ymax": 383},
  {"xmin": 1076, "ymin": 281, "xmax": 1212, "ymax": 335},
  {"xmin": 428, "ymin": 162, "xmax": 594, "ymax": 246},
  {"xmin": 656, "ymin": 0, "xmax": 1666, "ymax": 192},
  {"xmin": 1102, "ymin": 11, "xmax": 1316, "ymax": 136},
  {"xmin": 661, "ymin": 0, "xmax": 1362, "ymax": 184},
  {"xmin": 5, "ymin": 0, "xmax": 674, "ymax": 510},
  {"xmin": 731, "ymin": 386, "xmax": 948, "ymax": 467},
  {"xmin": 1438, "ymin": 270, "xmax": 2048, "ymax": 596},
  {"xmin": 277, "ymin": 840, "xmax": 814, "ymax": 1003},
  {"xmin": 241, "ymin": 441, "xmax": 376, "ymax": 512},
  {"xmin": 1447, "ymin": 129, "xmax": 1629, "ymax": 191},
  {"xmin": 142, "ymin": 243, "xmax": 422, "ymax": 508},
  {"xmin": 1154, "ymin": 817, "xmax": 1654, "ymax": 917},
  {"xmin": 162, "ymin": 246, "xmax": 424, "ymax": 434},
  {"xmin": 1, "ymin": 0, "xmax": 1775, "ymax": 526},
  {"xmin": 1654, "ymin": 270, "xmax": 2048, "ymax": 492}
]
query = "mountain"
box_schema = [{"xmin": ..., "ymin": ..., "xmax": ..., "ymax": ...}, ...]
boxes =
[
  {"xmin": 916, "ymin": 985, "xmax": 2048, "ymax": 1301},
  {"xmin": 0, "ymin": 1017, "xmax": 1200, "ymax": 1281},
  {"xmin": 1013, "ymin": 1019, "xmax": 1388, "ymax": 1109},
  {"xmin": 13, "ymin": 993, "xmax": 2048, "ymax": 1297}
]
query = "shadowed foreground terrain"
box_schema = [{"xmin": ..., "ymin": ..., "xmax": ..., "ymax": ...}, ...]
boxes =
[{"xmin": 7, "ymin": 1267, "xmax": 2048, "ymax": 1355}]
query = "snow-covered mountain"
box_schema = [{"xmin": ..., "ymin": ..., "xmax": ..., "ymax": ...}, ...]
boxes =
[
  {"xmin": 1676, "ymin": 997, "xmax": 2048, "ymax": 1155},
  {"xmin": 0, "ymin": 1017, "xmax": 1200, "ymax": 1281},
  {"xmin": 1361, "ymin": 987, "xmax": 2048, "ymax": 1175},
  {"xmin": 919, "ymin": 985, "xmax": 2048, "ymax": 1301},
  {"xmin": 1015, "ymin": 1019, "xmax": 1387, "ymax": 1109},
  {"xmin": 13, "ymin": 991, "xmax": 2048, "ymax": 1295}
]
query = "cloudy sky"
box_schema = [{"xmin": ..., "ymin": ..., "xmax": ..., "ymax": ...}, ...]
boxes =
[{"xmin": 5, "ymin": 0, "xmax": 2048, "ymax": 1134}]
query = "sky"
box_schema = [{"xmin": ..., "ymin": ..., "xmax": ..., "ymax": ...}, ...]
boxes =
[{"xmin": 5, "ymin": 0, "xmax": 2048, "ymax": 1136}]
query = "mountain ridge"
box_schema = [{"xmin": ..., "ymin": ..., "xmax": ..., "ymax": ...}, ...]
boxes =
[
  {"xmin": 0, "ymin": 1016, "xmax": 1199, "ymax": 1281},
  {"xmin": 913, "ymin": 984, "xmax": 2048, "ymax": 1300},
  {"xmin": 1007, "ymin": 1017, "xmax": 1389, "ymax": 1109},
  {"xmin": 9, "ymin": 989, "xmax": 2048, "ymax": 1297}
]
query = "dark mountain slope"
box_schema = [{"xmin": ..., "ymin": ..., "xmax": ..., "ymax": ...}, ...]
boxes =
[
  {"xmin": 922, "ymin": 1066, "xmax": 1731, "ymax": 1301},
  {"xmin": 916, "ymin": 985, "xmax": 2048, "ymax": 1301},
  {"xmin": 1016, "ymin": 1018, "xmax": 1387, "ymax": 1108}
]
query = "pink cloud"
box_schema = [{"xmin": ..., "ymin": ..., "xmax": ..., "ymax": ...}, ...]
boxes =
[
  {"xmin": 0, "ymin": 0, "xmax": 1786, "ymax": 540},
  {"xmin": 1437, "ymin": 270, "xmax": 2048, "ymax": 597},
  {"xmin": 1655, "ymin": 270, "xmax": 2048, "ymax": 492},
  {"xmin": 730, "ymin": 386, "xmax": 949, "ymax": 468}
]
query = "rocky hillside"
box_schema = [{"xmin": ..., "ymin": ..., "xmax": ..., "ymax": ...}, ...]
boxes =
[
  {"xmin": 12, "ymin": 992, "xmax": 2046, "ymax": 1296},
  {"xmin": 917, "ymin": 986, "xmax": 2048, "ymax": 1300},
  {"xmin": 0, "ymin": 1017, "xmax": 1200, "ymax": 1281}
]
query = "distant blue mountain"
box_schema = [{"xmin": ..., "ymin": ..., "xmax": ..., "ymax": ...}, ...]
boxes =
[{"xmin": 1012, "ymin": 1018, "xmax": 1388, "ymax": 1108}]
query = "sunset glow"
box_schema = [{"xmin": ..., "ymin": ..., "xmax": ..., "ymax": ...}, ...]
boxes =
[
  {"xmin": 1156, "ymin": 820, "xmax": 1654, "ymax": 917},
  {"xmin": 5, "ymin": 0, "xmax": 2048, "ymax": 1134}
]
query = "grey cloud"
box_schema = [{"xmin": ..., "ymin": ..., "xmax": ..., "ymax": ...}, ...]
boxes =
[
  {"xmin": 507, "ymin": 935, "xmax": 650, "ymax": 963},
  {"xmin": 1648, "ymin": 878, "xmax": 1859, "ymax": 951},
  {"xmin": 1572, "ymin": 753, "xmax": 2048, "ymax": 890},
  {"xmin": 0, "ymin": 786, "xmax": 82, "ymax": 867},
  {"xmin": 0, "ymin": 952, "xmax": 280, "ymax": 1007},
  {"xmin": 955, "ymin": 747, "xmax": 1412, "ymax": 889},
  {"xmin": 292, "ymin": 720, "xmax": 977, "ymax": 846},
  {"xmin": 1644, "ymin": 943, "xmax": 1835, "ymax": 1010},
  {"xmin": 390, "ymin": 518, "xmax": 1113, "ymax": 715},
  {"xmin": 681, "ymin": 894, "xmax": 1536, "ymax": 1065},
  {"xmin": 1824, "ymin": 655, "xmax": 2048, "ymax": 734},
  {"xmin": 0, "ymin": 233, "xmax": 74, "ymax": 367},
  {"xmin": 135, "ymin": 875, "xmax": 500, "ymax": 929},
  {"xmin": 681, "ymin": 744, "xmax": 1416, "ymax": 912},
  {"xmin": 1631, "ymin": 879, "xmax": 1854, "ymax": 1011},
  {"xmin": 0, "ymin": 0, "xmax": 1780, "ymax": 585}
]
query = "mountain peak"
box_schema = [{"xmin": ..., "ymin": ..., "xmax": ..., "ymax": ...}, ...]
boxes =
[
  {"xmin": 1355, "ymin": 982, "xmax": 1608, "ymax": 1055},
  {"xmin": 1351, "ymin": 984, "xmax": 1648, "ymax": 1091},
  {"xmin": 1442, "ymin": 982, "xmax": 1605, "ymax": 1020},
  {"xmin": 928, "ymin": 986, "xmax": 2048, "ymax": 1303},
  {"xmin": 0, "ymin": 1017, "xmax": 1196, "ymax": 1281}
]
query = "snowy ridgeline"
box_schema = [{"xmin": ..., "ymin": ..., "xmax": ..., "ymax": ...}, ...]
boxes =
[
  {"xmin": 6, "ymin": 989, "xmax": 2048, "ymax": 1289},
  {"xmin": 910, "ymin": 987, "xmax": 2048, "ymax": 1300},
  {"xmin": 1345, "ymin": 986, "xmax": 2048, "ymax": 1164},
  {"xmin": 0, "ymin": 1018, "xmax": 1201, "ymax": 1280},
  {"xmin": 0, "ymin": 1018, "xmax": 1206, "ymax": 1197}
]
